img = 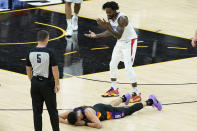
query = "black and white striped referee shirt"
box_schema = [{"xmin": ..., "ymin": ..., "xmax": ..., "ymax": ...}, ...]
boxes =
[{"xmin": 26, "ymin": 46, "xmax": 58, "ymax": 79}]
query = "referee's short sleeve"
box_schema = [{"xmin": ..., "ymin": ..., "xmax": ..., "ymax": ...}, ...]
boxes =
[
  {"xmin": 26, "ymin": 51, "xmax": 32, "ymax": 66},
  {"xmin": 50, "ymin": 49, "xmax": 58, "ymax": 66}
]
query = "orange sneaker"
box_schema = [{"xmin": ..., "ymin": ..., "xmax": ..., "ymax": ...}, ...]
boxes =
[
  {"xmin": 130, "ymin": 92, "xmax": 142, "ymax": 103},
  {"xmin": 102, "ymin": 87, "xmax": 119, "ymax": 97}
]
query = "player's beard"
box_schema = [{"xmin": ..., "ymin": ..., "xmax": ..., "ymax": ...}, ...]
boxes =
[{"xmin": 108, "ymin": 13, "xmax": 117, "ymax": 20}]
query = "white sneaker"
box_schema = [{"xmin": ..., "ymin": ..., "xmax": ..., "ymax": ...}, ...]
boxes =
[
  {"xmin": 66, "ymin": 25, "xmax": 73, "ymax": 36},
  {"xmin": 72, "ymin": 16, "xmax": 78, "ymax": 31}
]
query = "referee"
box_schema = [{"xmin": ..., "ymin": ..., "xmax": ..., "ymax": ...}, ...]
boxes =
[{"xmin": 26, "ymin": 30, "xmax": 60, "ymax": 131}]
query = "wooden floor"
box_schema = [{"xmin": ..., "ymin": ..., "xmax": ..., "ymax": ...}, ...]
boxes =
[
  {"xmin": 1, "ymin": 0, "xmax": 197, "ymax": 130},
  {"xmin": 1, "ymin": 57, "xmax": 197, "ymax": 131}
]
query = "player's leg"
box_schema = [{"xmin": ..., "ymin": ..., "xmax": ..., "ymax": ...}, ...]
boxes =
[
  {"xmin": 102, "ymin": 43, "xmax": 122, "ymax": 97},
  {"xmin": 110, "ymin": 93, "xmax": 131, "ymax": 106},
  {"xmin": 72, "ymin": 0, "xmax": 82, "ymax": 30},
  {"xmin": 122, "ymin": 38, "xmax": 141, "ymax": 103},
  {"xmin": 107, "ymin": 94, "xmax": 162, "ymax": 119},
  {"xmin": 65, "ymin": 0, "xmax": 73, "ymax": 36},
  {"xmin": 124, "ymin": 94, "xmax": 162, "ymax": 116}
]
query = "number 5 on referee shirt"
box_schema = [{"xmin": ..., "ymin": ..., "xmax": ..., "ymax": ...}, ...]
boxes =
[{"xmin": 37, "ymin": 54, "xmax": 41, "ymax": 63}]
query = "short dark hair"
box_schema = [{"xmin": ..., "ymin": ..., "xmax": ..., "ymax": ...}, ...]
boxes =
[
  {"xmin": 37, "ymin": 30, "xmax": 49, "ymax": 42},
  {"xmin": 102, "ymin": 1, "xmax": 119, "ymax": 10},
  {"xmin": 67, "ymin": 112, "xmax": 78, "ymax": 125}
]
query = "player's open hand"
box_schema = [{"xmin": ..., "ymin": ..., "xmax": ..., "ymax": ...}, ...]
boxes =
[
  {"xmin": 96, "ymin": 18, "xmax": 111, "ymax": 30},
  {"xmin": 84, "ymin": 30, "xmax": 97, "ymax": 38},
  {"xmin": 54, "ymin": 84, "xmax": 60, "ymax": 93}
]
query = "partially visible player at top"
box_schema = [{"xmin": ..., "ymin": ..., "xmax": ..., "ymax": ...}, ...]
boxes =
[
  {"xmin": 65, "ymin": 0, "xmax": 83, "ymax": 36},
  {"xmin": 84, "ymin": 1, "xmax": 140, "ymax": 102}
]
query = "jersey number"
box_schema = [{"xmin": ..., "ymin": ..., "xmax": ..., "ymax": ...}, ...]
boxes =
[{"xmin": 37, "ymin": 54, "xmax": 41, "ymax": 63}]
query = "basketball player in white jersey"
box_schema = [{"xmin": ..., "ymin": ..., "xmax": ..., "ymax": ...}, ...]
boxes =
[
  {"xmin": 65, "ymin": 0, "xmax": 83, "ymax": 36},
  {"xmin": 84, "ymin": 1, "xmax": 141, "ymax": 103}
]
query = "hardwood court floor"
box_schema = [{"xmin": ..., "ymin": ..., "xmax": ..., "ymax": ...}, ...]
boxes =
[{"xmin": 1, "ymin": 57, "xmax": 197, "ymax": 131}]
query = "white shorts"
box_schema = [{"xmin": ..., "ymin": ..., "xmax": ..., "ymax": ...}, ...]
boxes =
[
  {"xmin": 111, "ymin": 38, "xmax": 137, "ymax": 65},
  {"xmin": 64, "ymin": 0, "xmax": 83, "ymax": 3}
]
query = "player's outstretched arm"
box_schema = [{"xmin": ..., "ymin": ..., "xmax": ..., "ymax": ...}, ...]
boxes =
[{"xmin": 84, "ymin": 30, "xmax": 111, "ymax": 38}]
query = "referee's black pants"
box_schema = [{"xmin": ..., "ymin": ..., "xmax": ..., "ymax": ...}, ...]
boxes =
[{"xmin": 31, "ymin": 77, "xmax": 60, "ymax": 131}]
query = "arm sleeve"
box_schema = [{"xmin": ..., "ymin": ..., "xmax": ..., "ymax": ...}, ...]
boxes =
[
  {"xmin": 50, "ymin": 49, "xmax": 58, "ymax": 66},
  {"xmin": 26, "ymin": 51, "xmax": 32, "ymax": 67}
]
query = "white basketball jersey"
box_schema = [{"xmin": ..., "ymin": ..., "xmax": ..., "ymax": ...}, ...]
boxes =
[{"xmin": 109, "ymin": 12, "xmax": 137, "ymax": 41}]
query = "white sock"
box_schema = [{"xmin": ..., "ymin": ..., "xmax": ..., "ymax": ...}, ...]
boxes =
[
  {"xmin": 111, "ymin": 81, "xmax": 118, "ymax": 90},
  {"xmin": 133, "ymin": 87, "xmax": 139, "ymax": 95},
  {"xmin": 67, "ymin": 19, "xmax": 72, "ymax": 26}
]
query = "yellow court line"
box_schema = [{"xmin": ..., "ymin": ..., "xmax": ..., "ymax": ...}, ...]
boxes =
[
  {"xmin": 91, "ymin": 47, "xmax": 109, "ymax": 50},
  {"xmin": 64, "ymin": 51, "xmax": 78, "ymax": 55},
  {"xmin": 63, "ymin": 45, "xmax": 188, "ymax": 56},
  {"xmin": 138, "ymin": 41, "xmax": 144, "ymax": 43},
  {"xmin": 0, "ymin": 22, "xmax": 66, "ymax": 45},
  {"xmin": 0, "ymin": 7, "xmax": 37, "ymax": 14},
  {"xmin": 35, "ymin": 22, "xmax": 66, "ymax": 41},
  {"xmin": 167, "ymin": 47, "xmax": 187, "ymax": 50},
  {"xmin": 0, "ymin": 69, "xmax": 26, "ymax": 76},
  {"xmin": 64, "ymin": 73, "xmax": 75, "ymax": 77},
  {"xmin": 137, "ymin": 46, "xmax": 148, "ymax": 48}
]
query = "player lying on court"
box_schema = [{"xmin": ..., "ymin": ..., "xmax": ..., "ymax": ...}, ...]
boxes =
[{"xmin": 59, "ymin": 94, "xmax": 162, "ymax": 129}]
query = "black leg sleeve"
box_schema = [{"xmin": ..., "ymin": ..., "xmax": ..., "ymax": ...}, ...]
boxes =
[{"xmin": 125, "ymin": 103, "xmax": 143, "ymax": 116}]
